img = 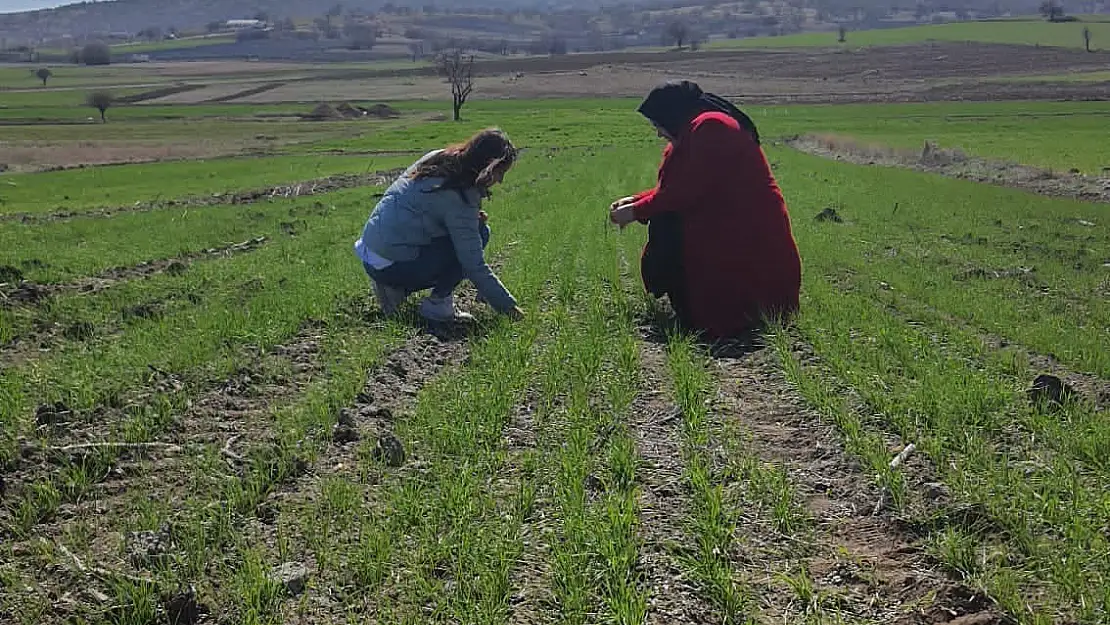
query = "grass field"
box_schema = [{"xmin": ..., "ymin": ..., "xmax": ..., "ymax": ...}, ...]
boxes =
[
  {"xmin": 109, "ymin": 35, "xmax": 237, "ymax": 54},
  {"xmin": 716, "ymin": 17, "xmax": 1110, "ymax": 50},
  {"xmin": 1, "ymin": 91, "xmax": 1108, "ymax": 625}
]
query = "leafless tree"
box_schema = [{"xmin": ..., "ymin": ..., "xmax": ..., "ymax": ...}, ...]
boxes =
[
  {"xmin": 86, "ymin": 91, "xmax": 114, "ymax": 122},
  {"xmin": 408, "ymin": 41, "xmax": 424, "ymax": 61},
  {"xmin": 838, "ymin": 24, "xmax": 847, "ymax": 43},
  {"xmin": 1039, "ymin": 0, "xmax": 1064, "ymax": 21},
  {"xmin": 36, "ymin": 67, "xmax": 52, "ymax": 86},
  {"xmin": 344, "ymin": 20, "xmax": 377, "ymax": 50},
  {"xmin": 327, "ymin": 3, "xmax": 344, "ymax": 27},
  {"xmin": 80, "ymin": 42, "xmax": 111, "ymax": 66},
  {"xmin": 666, "ymin": 20, "xmax": 690, "ymax": 48},
  {"xmin": 1083, "ymin": 26, "xmax": 1092, "ymax": 52},
  {"xmin": 436, "ymin": 48, "xmax": 474, "ymax": 122}
]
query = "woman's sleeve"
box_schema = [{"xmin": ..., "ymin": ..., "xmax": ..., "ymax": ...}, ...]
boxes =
[
  {"xmin": 630, "ymin": 121, "xmax": 722, "ymax": 221},
  {"xmin": 441, "ymin": 201, "xmax": 518, "ymax": 313}
]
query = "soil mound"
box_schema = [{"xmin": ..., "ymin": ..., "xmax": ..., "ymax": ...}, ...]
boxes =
[{"xmin": 301, "ymin": 102, "xmax": 400, "ymax": 121}]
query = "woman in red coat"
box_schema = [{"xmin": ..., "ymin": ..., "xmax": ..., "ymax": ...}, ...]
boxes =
[{"xmin": 609, "ymin": 80, "xmax": 802, "ymax": 341}]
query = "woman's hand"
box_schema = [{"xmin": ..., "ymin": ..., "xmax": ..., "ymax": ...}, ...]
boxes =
[
  {"xmin": 610, "ymin": 196, "xmax": 637, "ymax": 210},
  {"xmin": 478, "ymin": 210, "xmax": 488, "ymax": 223},
  {"xmin": 609, "ymin": 204, "xmax": 638, "ymax": 227}
]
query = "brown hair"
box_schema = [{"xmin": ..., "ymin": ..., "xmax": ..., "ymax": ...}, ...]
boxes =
[{"xmin": 411, "ymin": 128, "xmax": 517, "ymax": 195}]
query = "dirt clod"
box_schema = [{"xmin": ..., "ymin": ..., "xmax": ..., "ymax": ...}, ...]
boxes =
[
  {"xmin": 1028, "ymin": 374, "xmax": 1077, "ymax": 408},
  {"xmin": 62, "ymin": 321, "xmax": 96, "ymax": 341},
  {"xmin": 336, "ymin": 408, "xmax": 357, "ymax": 428},
  {"xmin": 35, "ymin": 402, "xmax": 73, "ymax": 427},
  {"xmin": 0, "ymin": 265, "xmax": 24, "ymax": 283},
  {"xmin": 332, "ymin": 423, "xmax": 360, "ymax": 444},
  {"xmin": 256, "ymin": 502, "xmax": 277, "ymax": 524},
  {"xmin": 164, "ymin": 260, "xmax": 190, "ymax": 276},
  {"xmin": 127, "ymin": 526, "xmax": 173, "ymax": 569},
  {"xmin": 816, "ymin": 207, "xmax": 844, "ymax": 223},
  {"xmin": 123, "ymin": 302, "xmax": 164, "ymax": 321},
  {"xmin": 373, "ymin": 433, "xmax": 406, "ymax": 467},
  {"xmin": 163, "ymin": 586, "xmax": 205, "ymax": 625},
  {"xmin": 270, "ymin": 561, "xmax": 308, "ymax": 596}
]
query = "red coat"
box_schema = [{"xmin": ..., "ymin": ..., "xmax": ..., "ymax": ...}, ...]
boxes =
[{"xmin": 631, "ymin": 111, "xmax": 802, "ymax": 340}]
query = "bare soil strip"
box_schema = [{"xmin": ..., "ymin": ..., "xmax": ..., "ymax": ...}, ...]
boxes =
[
  {"xmin": 206, "ymin": 81, "xmax": 286, "ymax": 103},
  {"xmin": 786, "ymin": 133, "xmax": 1110, "ymax": 204},
  {"xmin": 0, "ymin": 237, "xmax": 272, "ymax": 369},
  {"xmin": 711, "ymin": 342, "xmax": 1003, "ymax": 624},
  {"xmin": 503, "ymin": 389, "xmax": 554, "ymax": 625},
  {"xmin": 0, "ymin": 167, "xmax": 404, "ymax": 225},
  {"xmin": 1, "ymin": 236, "xmax": 268, "ymax": 307},
  {"xmin": 632, "ymin": 343, "xmax": 714, "ymax": 624}
]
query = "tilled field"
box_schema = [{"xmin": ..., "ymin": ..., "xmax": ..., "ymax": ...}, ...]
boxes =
[
  {"xmin": 192, "ymin": 42, "xmax": 1110, "ymax": 105},
  {"xmin": 1, "ymin": 102, "xmax": 1108, "ymax": 625}
]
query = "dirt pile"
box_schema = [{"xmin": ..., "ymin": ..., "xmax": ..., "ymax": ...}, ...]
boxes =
[{"xmin": 301, "ymin": 101, "xmax": 400, "ymax": 121}]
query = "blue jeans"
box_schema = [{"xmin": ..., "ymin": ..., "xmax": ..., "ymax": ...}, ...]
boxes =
[{"xmin": 363, "ymin": 222, "xmax": 490, "ymax": 299}]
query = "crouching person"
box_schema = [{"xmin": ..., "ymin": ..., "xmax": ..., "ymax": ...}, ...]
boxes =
[{"xmin": 354, "ymin": 128, "xmax": 524, "ymax": 322}]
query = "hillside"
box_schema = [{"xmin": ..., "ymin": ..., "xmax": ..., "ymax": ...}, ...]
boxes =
[{"xmin": 0, "ymin": 0, "xmax": 1069, "ymax": 48}]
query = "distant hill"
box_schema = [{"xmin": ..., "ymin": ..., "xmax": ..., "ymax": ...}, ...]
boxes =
[
  {"xmin": 0, "ymin": 0, "xmax": 606, "ymax": 44},
  {"xmin": 0, "ymin": 0, "xmax": 1075, "ymax": 55}
]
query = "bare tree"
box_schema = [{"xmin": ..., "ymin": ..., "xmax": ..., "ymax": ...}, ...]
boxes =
[
  {"xmin": 36, "ymin": 67, "xmax": 52, "ymax": 86},
  {"xmin": 436, "ymin": 48, "xmax": 474, "ymax": 122},
  {"xmin": 689, "ymin": 31, "xmax": 704, "ymax": 51},
  {"xmin": 838, "ymin": 24, "xmax": 847, "ymax": 43},
  {"xmin": 80, "ymin": 42, "xmax": 111, "ymax": 66},
  {"xmin": 344, "ymin": 21, "xmax": 377, "ymax": 50},
  {"xmin": 666, "ymin": 20, "xmax": 690, "ymax": 48},
  {"xmin": 86, "ymin": 91, "xmax": 114, "ymax": 123},
  {"xmin": 1083, "ymin": 26, "xmax": 1092, "ymax": 52},
  {"xmin": 327, "ymin": 3, "xmax": 344, "ymax": 27},
  {"xmin": 408, "ymin": 40, "xmax": 424, "ymax": 61},
  {"xmin": 1039, "ymin": 0, "xmax": 1064, "ymax": 21}
]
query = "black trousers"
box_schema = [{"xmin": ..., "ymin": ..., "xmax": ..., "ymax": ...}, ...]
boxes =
[{"xmin": 641, "ymin": 212, "xmax": 693, "ymax": 328}]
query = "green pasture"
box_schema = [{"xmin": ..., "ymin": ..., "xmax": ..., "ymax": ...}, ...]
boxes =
[{"xmin": 715, "ymin": 17, "xmax": 1110, "ymax": 50}]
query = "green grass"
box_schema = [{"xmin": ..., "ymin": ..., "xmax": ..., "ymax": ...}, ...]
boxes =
[
  {"xmin": 0, "ymin": 154, "xmax": 411, "ymax": 216},
  {"xmin": 715, "ymin": 18, "xmax": 1110, "ymax": 50},
  {"xmin": 0, "ymin": 87, "xmax": 151, "ymax": 109},
  {"xmin": 0, "ymin": 101, "xmax": 312, "ymax": 122},
  {"xmin": 759, "ymin": 100, "xmax": 1110, "ymax": 174},
  {"xmin": 109, "ymin": 35, "xmax": 237, "ymax": 54},
  {"xmin": 2, "ymin": 97, "xmax": 1109, "ymax": 625}
]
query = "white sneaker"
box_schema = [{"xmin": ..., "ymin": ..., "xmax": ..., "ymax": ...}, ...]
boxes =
[
  {"xmin": 371, "ymin": 280, "xmax": 408, "ymax": 316},
  {"xmin": 419, "ymin": 295, "xmax": 475, "ymax": 322}
]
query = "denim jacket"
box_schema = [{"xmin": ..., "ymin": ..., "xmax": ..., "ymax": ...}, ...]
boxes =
[{"xmin": 355, "ymin": 150, "xmax": 517, "ymax": 312}]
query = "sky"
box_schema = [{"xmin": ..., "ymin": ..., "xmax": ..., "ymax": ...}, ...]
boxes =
[{"xmin": 0, "ymin": 0, "xmax": 78, "ymax": 14}]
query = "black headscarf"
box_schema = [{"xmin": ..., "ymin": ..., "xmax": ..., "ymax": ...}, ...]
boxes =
[{"xmin": 636, "ymin": 80, "xmax": 760, "ymax": 145}]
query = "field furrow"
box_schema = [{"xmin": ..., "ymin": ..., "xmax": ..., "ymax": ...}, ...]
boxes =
[
  {"xmin": 0, "ymin": 156, "xmax": 410, "ymax": 219},
  {"xmin": 785, "ymin": 134, "xmax": 1110, "ymax": 205},
  {"xmin": 1, "ymin": 236, "xmax": 268, "ymax": 306},
  {"xmin": 782, "ymin": 277, "xmax": 1110, "ymax": 623},
  {"xmin": 0, "ymin": 313, "xmax": 408, "ymax": 623},
  {"xmin": 716, "ymin": 341, "xmax": 1001, "ymax": 623},
  {"xmin": 774, "ymin": 147, "xmax": 1110, "ymax": 378},
  {"xmin": 630, "ymin": 343, "xmax": 715, "ymax": 624}
]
